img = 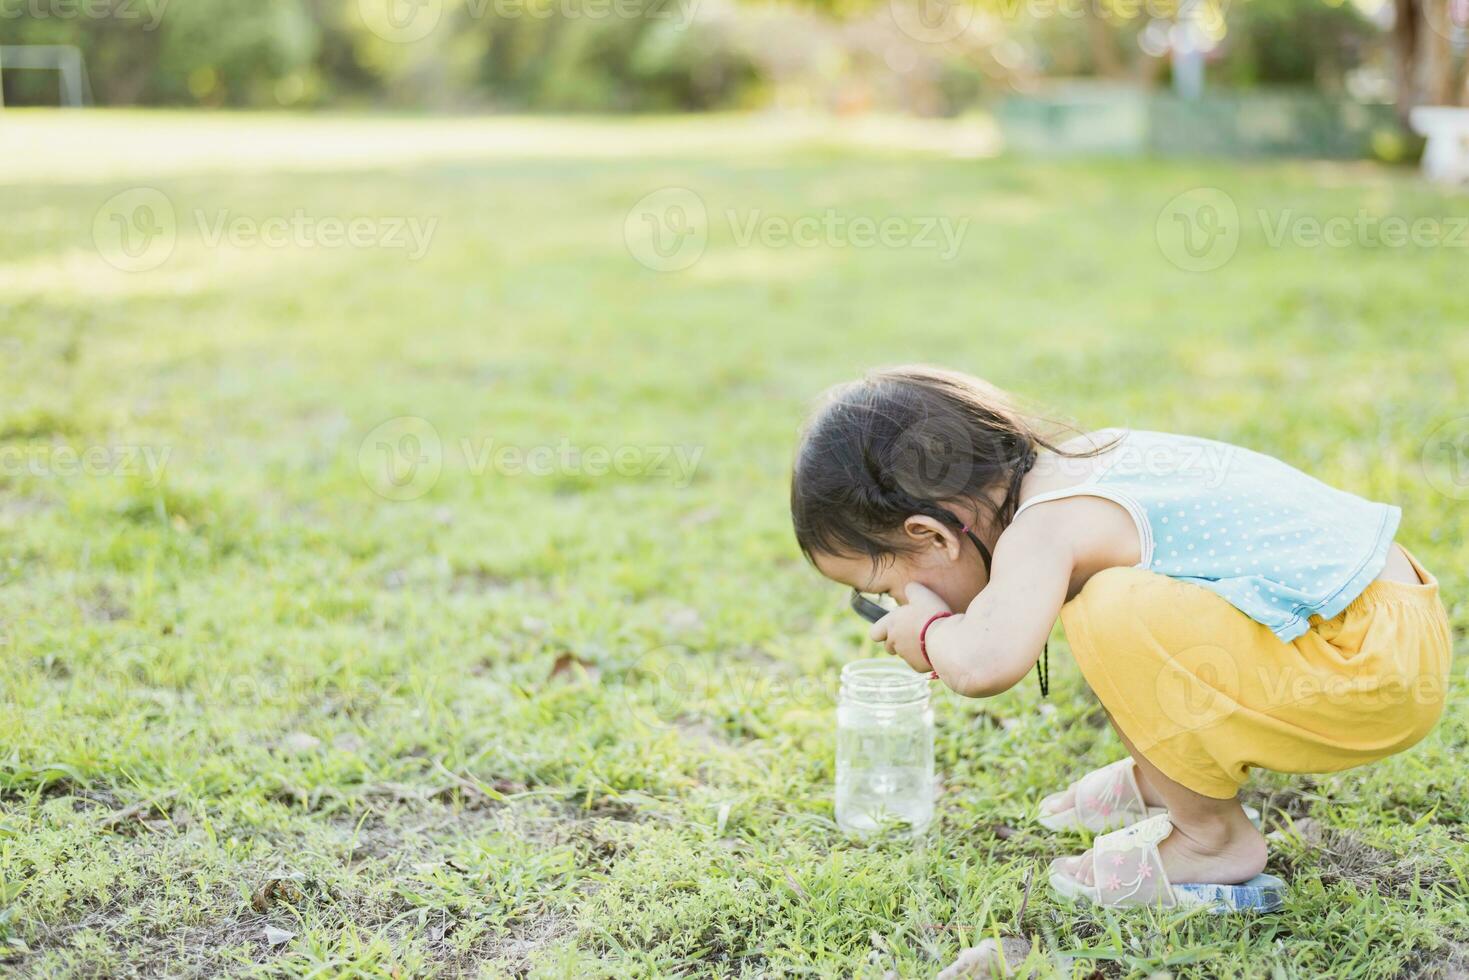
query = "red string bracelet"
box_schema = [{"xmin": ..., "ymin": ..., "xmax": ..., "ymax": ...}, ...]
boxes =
[{"xmin": 918, "ymin": 612, "xmax": 953, "ymax": 675}]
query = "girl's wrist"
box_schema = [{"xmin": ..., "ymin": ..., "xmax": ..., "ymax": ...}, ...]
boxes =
[{"xmin": 919, "ymin": 612, "xmax": 955, "ymax": 672}]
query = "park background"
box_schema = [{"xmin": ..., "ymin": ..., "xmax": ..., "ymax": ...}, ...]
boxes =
[{"xmin": 2, "ymin": 0, "xmax": 1469, "ymax": 977}]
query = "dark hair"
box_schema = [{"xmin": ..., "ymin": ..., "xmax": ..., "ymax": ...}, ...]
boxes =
[{"xmin": 790, "ymin": 366, "xmax": 1109, "ymax": 566}]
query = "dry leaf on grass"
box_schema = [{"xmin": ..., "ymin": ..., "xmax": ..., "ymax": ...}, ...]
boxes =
[{"xmin": 548, "ymin": 651, "xmax": 600, "ymax": 683}]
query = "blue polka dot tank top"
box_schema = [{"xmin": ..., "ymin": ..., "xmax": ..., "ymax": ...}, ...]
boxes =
[{"xmin": 1018, "ymin": 429, "xmax": 1401, "ymax": 642}]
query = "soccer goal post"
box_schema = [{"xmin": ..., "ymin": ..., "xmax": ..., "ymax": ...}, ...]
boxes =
[{"xmin": 0, "ymin": 45, "xmax": 93, "ymax": 108}]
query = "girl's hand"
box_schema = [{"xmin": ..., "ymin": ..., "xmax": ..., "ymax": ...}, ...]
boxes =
[{"xmin": 869, "ymin": 583, "xmax": 952, "ymax": 673}]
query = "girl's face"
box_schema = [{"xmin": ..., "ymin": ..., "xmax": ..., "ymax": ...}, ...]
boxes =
[{"xmin": 810, "ymin": 516, "xmax": 989, "ymax": 615}]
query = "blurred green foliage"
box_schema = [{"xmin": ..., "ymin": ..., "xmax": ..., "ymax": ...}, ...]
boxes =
[
  {"xmin": 2, "ymin": 0, "xmax": 761, "ymax": 109},
  {"xmin": 0, "ymin": 0, "xmax": 1394, "ymax": 110},
  {"xmin": 1213, "ymin": 0, "xmax": 1380, "ymax": 91}
]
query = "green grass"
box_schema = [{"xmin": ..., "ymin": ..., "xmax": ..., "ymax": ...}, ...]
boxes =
[{"xmin": 1, "ymin": 110, "xmax": 1467, "ymax": 978}]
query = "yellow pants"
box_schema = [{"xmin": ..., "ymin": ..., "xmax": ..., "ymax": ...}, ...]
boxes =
[{"xmin": 1059, "ymin": 549, "xmax": 1453, "ymax": 799}]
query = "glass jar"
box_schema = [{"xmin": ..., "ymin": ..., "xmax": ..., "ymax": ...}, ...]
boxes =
[{"xmin": 835, "ymin": 658, "xmax": 935, "ymax": 837}]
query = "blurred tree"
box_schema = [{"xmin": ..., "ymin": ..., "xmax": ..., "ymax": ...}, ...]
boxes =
[
  {"xmin": 1390, "ymin": 0, "xmax": 1468, "ymax": 120},
  {"xmin": 1212, "ymin": 0, "xmax": 1377, "ymax": 92},
  {"xmin": 0, "ymin": 0, "xmax": 1460, "ymax": 115},
  {"xmin": 3, "ymin": 0, "xmax": 321, "ymax": 106}
]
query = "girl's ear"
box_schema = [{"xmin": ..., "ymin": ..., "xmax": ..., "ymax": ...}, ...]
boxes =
[{"xmin": 902, "ymin": 515, "xmax": 962, "ymax": 562}]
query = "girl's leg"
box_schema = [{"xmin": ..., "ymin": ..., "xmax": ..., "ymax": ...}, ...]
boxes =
[
  {"xmin": 1056, "ymin": 567, "xmax": 1282, "ymax": 884},
  {"xmin": 1058, "ymin": 722, "xmax": 1267, "ymax": 887},
  {"xmin": 1038, "ymin": 719, "xmax": 1169, "ymax": 815}
]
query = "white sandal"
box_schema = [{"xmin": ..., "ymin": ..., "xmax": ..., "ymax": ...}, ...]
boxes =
[
  {"xmin": 1049, "ymin": 813, "xmax": 1285, "ymax": 913},
  {"xmin": 1036, "ymin": 758, "xmax": 1166, "ymax": 833},
  {"xmin": 1036, "ymin": 758, "xmax": 1261, "ymax": 833}
]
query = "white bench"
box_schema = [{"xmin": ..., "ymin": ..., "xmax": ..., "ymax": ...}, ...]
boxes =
[{"xmin": 1410, "ymin": 106, "xmax": 1469, "ymax": 184}]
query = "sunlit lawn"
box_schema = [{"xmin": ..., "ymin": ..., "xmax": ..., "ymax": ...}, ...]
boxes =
[{"xmin": 1, "ymin": 110, "xmax": 1466, "ymax": 977}]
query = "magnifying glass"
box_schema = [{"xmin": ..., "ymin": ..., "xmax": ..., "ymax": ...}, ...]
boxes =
[
  {"xmin": 849, "ymin": 590, "xmax": 894, "ymax": 624},
  {"xmin": 846, "ymin": 586, "xmax": 1049, "ymax": 696}
]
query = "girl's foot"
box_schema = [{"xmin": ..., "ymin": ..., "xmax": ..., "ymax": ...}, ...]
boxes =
[
  {"xmin": 1039, "ymin": 759, "xmax": 1166, "ymax": 818},
  {"xmin": 1056, "ymin": 804, "xmax": 1267, "ymax": 886}
]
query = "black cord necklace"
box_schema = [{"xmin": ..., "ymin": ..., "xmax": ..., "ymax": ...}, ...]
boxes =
[{"xmin": 954, "ymin": 448, "xmax": 1049, "ymax": 698}]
